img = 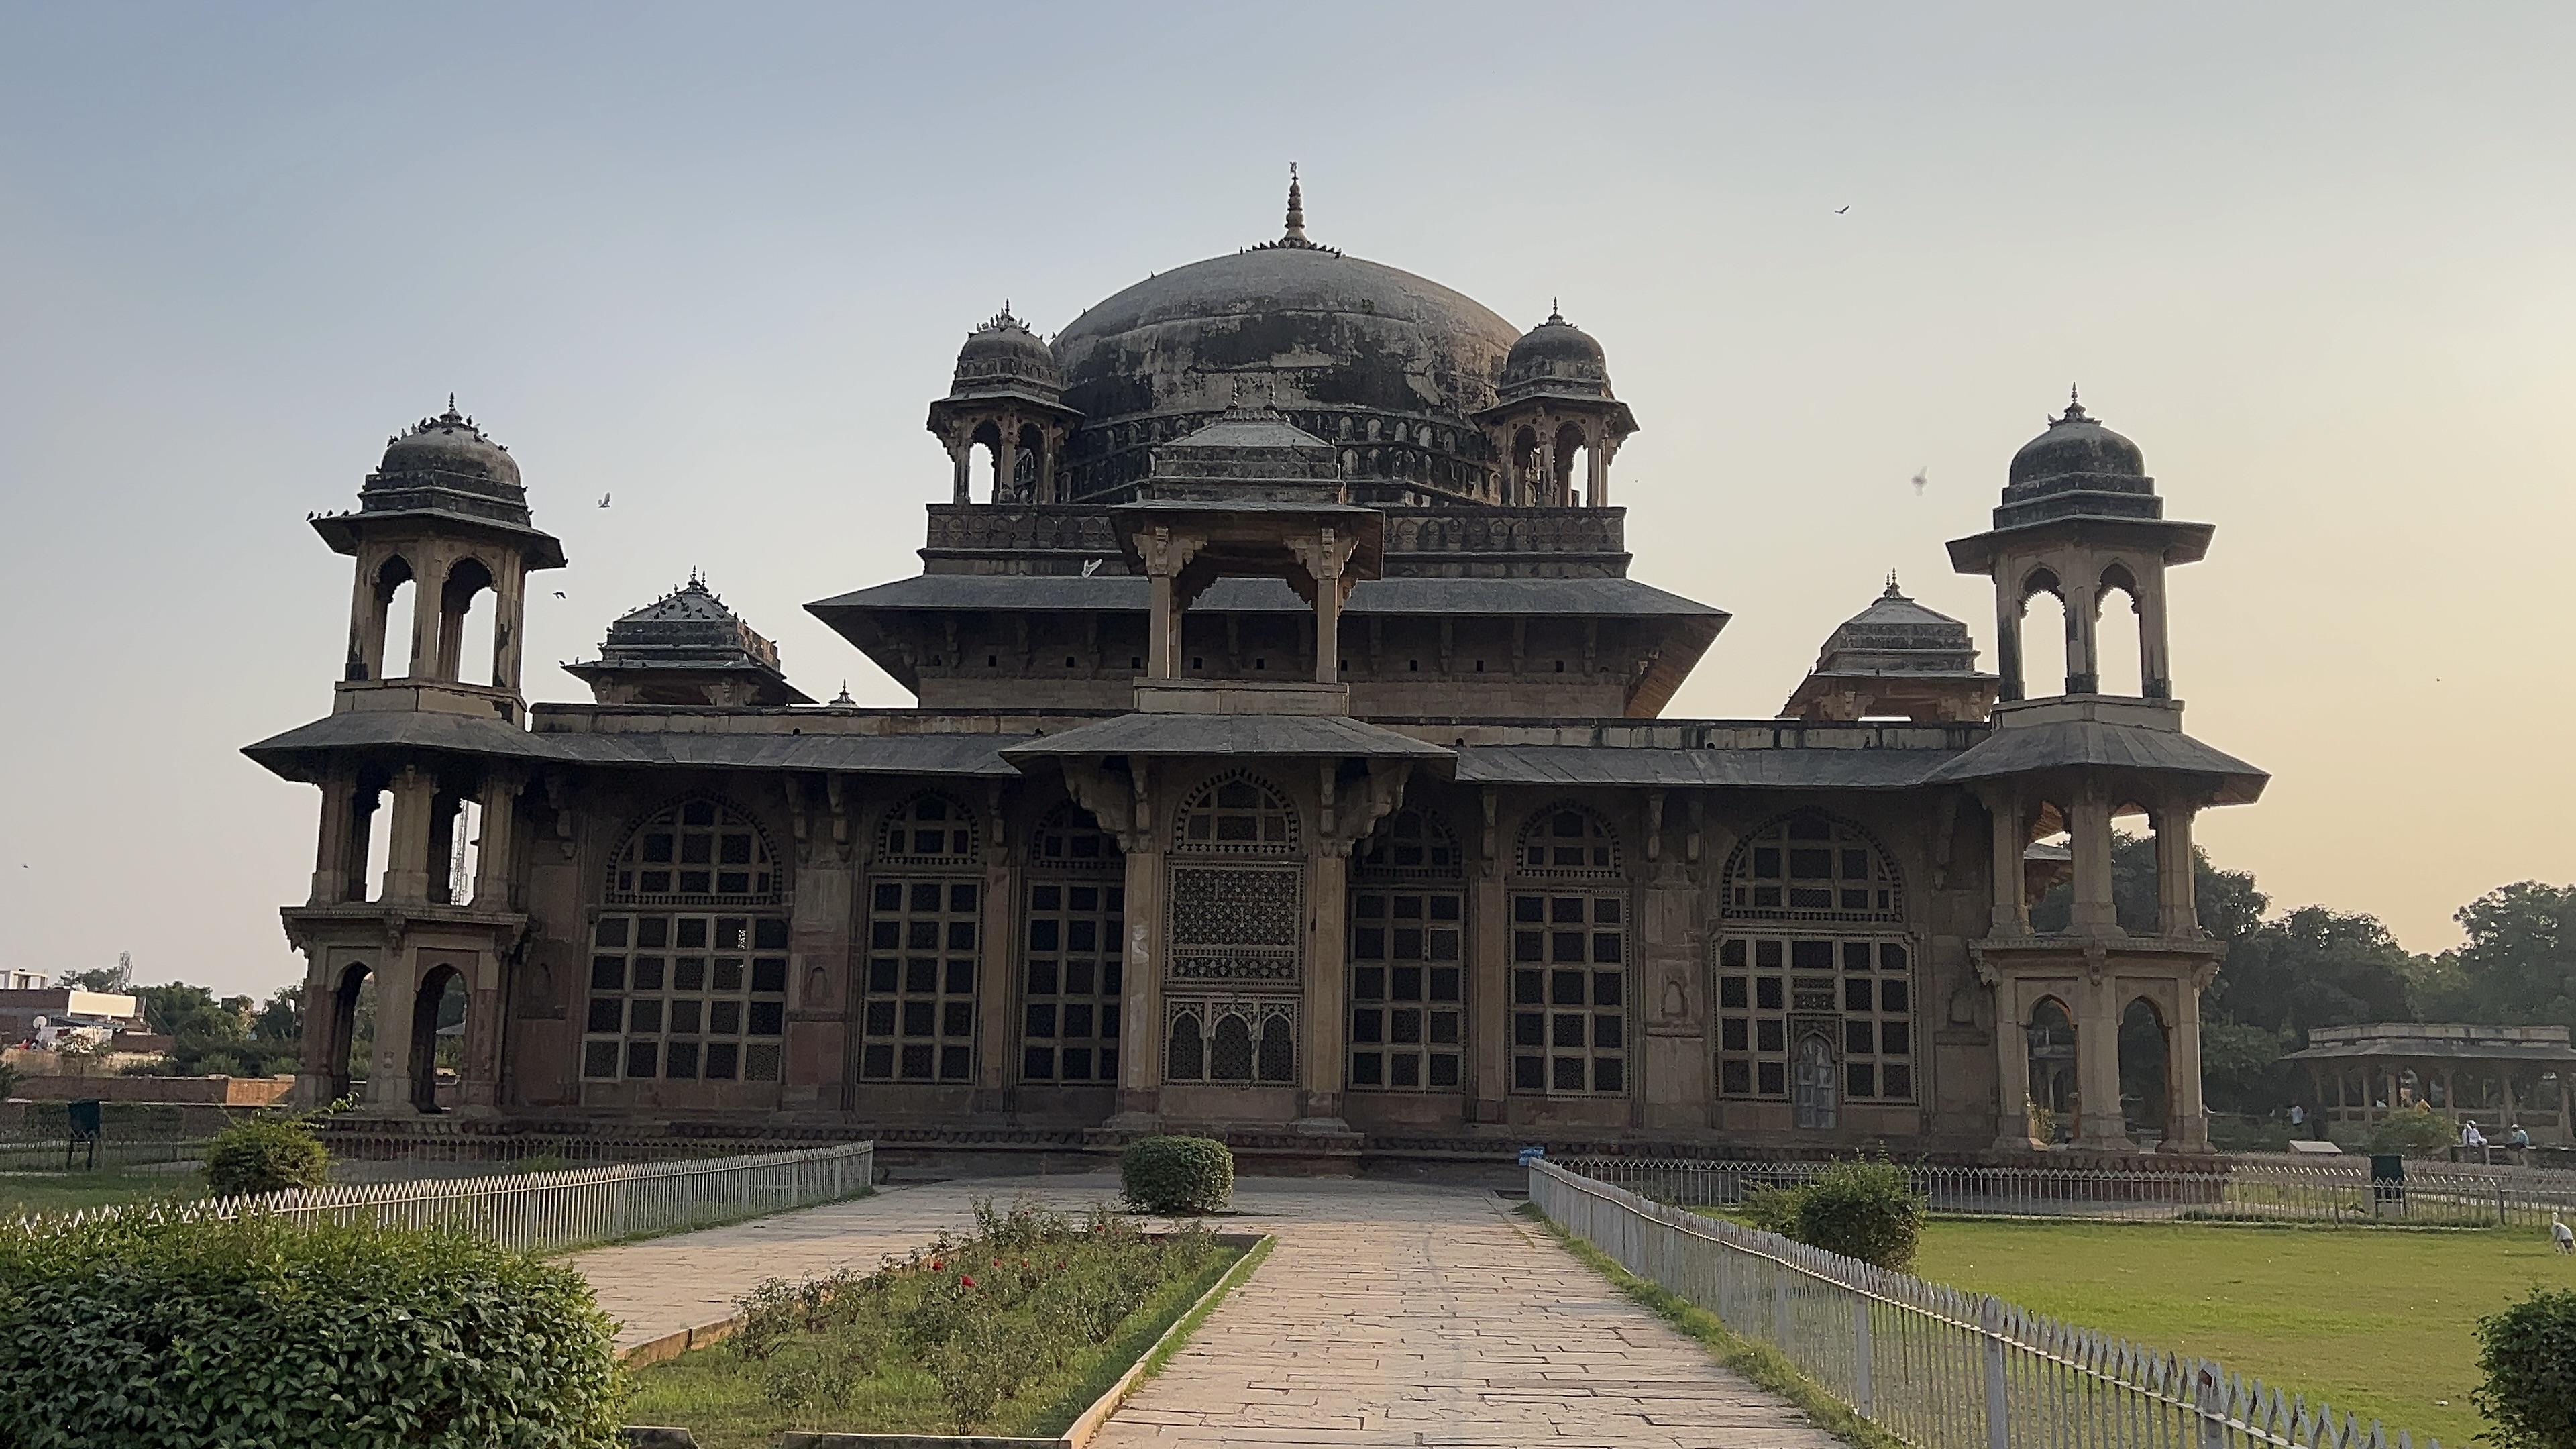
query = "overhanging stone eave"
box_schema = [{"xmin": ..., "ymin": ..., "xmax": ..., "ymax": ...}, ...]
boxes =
[{"xmin": 1945, "ymin": 515, "xmax": 2215, "ymax": 576}]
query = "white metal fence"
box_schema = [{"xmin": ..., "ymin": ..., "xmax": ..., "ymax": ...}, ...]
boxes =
[
  {"xmin": 1532, "ymin": 1159, "xmax": 2440, "ymax": 1449},
  {"xmin": 1564, "ymin": 1155, "xmax": 2576, "ymax": 1228},
  {"xmin": 13, "ymin": 1140, "xmax": 875, "ymax": 1254}
]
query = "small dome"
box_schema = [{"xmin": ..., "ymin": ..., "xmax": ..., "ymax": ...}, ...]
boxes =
[
  {"xmin": 2008, "ymin": 394, "xmax": 2143, "ymax": 487},
  {"xmin": 1497, "ymin": 307, "xmax": 1611, "ymax": 401},
  {"xmin": 950, "ymin": 306, "xmax": 1061, "ymax": 400},
  {"xmin": 356, "ymin": 398, "xmax": 533, "ymax": 529},
  {"xmin": 373, "ymin": 398, "xmax": 521, "ymax": 493}
]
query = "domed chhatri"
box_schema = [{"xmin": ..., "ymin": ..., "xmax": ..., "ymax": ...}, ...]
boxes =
[
  {"xmin": 949, "ymin": 305, "xmax": 1063, "ymax": 405},
  {"xmin": 1497, "ymin": 306, "xmax": 1612, "ymax": 402},
  {"xmin": 1989, "ymin": 388, "xmax": 2163, "ymax": 531},
  {"xmin": 362, "ymin": 397, "xmax": 529, "ymax": 526}
]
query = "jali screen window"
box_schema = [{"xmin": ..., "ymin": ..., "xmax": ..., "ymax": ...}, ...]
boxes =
[
  {"xmin": 861, "ymin": 880, "xmax": 979, "ymax": 1083},
  {"xmin": 584, "ymin": 914, "xmax": 788, "ymax": 1083}
]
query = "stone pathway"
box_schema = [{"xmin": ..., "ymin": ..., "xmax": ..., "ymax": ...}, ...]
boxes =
[{"xmin": 574, "ymin": 1173, "xmax": 1839, "ymax": 1447}]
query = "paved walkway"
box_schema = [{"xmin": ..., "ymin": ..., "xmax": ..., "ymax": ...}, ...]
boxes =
[{"xmin": 574, "ymin": 1173, "xmax": 1838, "ymax": 1448}]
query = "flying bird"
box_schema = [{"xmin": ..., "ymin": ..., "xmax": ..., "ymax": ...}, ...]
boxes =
[
  {"xmin": 553, "ymin": 591, "xmax": 567, "ymax": 599},
  {"xmin": 1835, "ymin": 206, "xmax": 1851, "ymax": 215},
  {"xmin": 1911, "ymin": 468, "xmax": 1929, "ymax": 496},
  {"xmin": 598, "ymin": 493, "xmax": 612, "ymax": 508}
]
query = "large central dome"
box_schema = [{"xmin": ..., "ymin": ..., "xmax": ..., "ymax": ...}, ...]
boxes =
[{"xmin": 1050, "ymin": 184, "xmax": 1523, "ymax": 505}]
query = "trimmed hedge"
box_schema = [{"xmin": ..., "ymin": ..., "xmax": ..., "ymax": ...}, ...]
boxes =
[
  {"xmin": 0, "ymin": 1210, "xmax": 625, "ymax": 1448},
  {"xmin": 1120, "ymin": 1135, "xmax": 1234, "ymax": 1214},
  {"xmin": 201, "ymin": 1115, "xmax": 331, "ymax": 1197},
  {"xmin": 2477, "ymin": 1287, "xmax": 2576, "ymax": 1449}
]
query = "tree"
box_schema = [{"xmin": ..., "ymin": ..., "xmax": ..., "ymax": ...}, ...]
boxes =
[
  {"xmin": 2210, "ymin": 906, "xmax": 2419, "ymax": 1040},
  {"xmin": 125, "ymin": 981, "xmax": 303, "ymax": 1079},
  {"xmin": 2415, "ymin": 881, "xmax": 2576, "ymax": 1033}
]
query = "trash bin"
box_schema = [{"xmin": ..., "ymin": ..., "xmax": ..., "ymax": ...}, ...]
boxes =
[{"xmin": 2369, "ymin": 1152, "xmax": 2406, "ymax": 1219}]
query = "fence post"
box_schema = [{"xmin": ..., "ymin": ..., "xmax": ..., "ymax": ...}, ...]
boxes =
[
  {"xmin": 1771, "ymin": 1255, "xmax": 1791, "ymax": 1348},
  {"xmin": 2194, "ymin": 1362, "xmax": 2227, "ymax": 1449},
  {"xmin": 1851, "ymin": 1293, "xmax": 1873, "ymax": 1417},
  {"xmin": 1980, "ymin": 1295, "xmax": 2010, "ymax": 1449}
]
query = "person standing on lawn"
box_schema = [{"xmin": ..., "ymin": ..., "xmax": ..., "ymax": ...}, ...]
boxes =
[{"xmin": 2553, "ymin": 1214, "xmax": 2574, "ymax": 1254}]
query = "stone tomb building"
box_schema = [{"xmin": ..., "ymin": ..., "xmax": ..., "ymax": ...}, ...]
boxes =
[{"xmin": 250, "ymin": 186, "xmax": 2265, "ymax": 1155}]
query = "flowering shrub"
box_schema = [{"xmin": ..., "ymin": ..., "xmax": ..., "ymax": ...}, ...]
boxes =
[{"xmin": 724, "ymin": 1197, "xmax": 1222, "ymax": 1434}]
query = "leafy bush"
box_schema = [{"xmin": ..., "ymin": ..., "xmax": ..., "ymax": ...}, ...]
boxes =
[
  {"xmin": 1738, "ymin": 1160, "xmax": 1926, "ymax": 1271},
  {"xmin": 0, "ymin": 1060, "xmax": 18, "ymax": 1101},
  {"xmin": 2366, "ymin": 1104, "xmax": 2456, "ymax": 1156},
  {"xmin": 2476, "ymin": 1288, "xmax": 2576, "ymax": 1449},
  {"xmin": 201, "ymin": 1115, "xmax": 331, "ymax": 1197},
  {"xmin": 1120, "ymin": 1135, "xmax": 1234, "ymax": 1214},
  {"xmin": 0, "ymin": 1210, "xmax": 625, "ymax": 1448}
]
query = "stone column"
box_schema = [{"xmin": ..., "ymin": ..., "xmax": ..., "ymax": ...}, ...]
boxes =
[
  {"xmin": 489, "ymin": 560, "xmax": 525, "ymax": 696},
  {"xmin": 1288, "ymin": 527, "xmax": 1359, "ymax": 687},
  {"xmin": 1468, "ymin": 849, "xmax": 1509, "ymax": 1124},
  {"xmin": 364, "ymin": 945, "xmax": 419, "ymax": 1113},
  {"xmin": 1989, "ymin": 973, "xmax": 2038, "ymax": 1150},
  {"xmin": 2137, "ymin": 571, "xmax": 2174, "ymax": 698},
  {"xmin": 347, "ymin": 555, "xmax": 386, "ymax": 681},
  {"xmin": 405, "ymin": 553, "xmax": 446, "ymax": 682},
  {"xmin": 1135, "ymin": 527, "xmax": 1201, "ymax": 683},
  {"xmin": 382, "ymin": 765, "xmax": 440, "ymax": 905},
  {"xmin": 470, "ymin": 774, "xmax": 519, "ymax": 910},
  {"xmin": 2075, "ymin": 970, "xmax": 2131, "ymax": 1150},
  {"xmin": 1299, "ymin": 841, "xmax": 1349, "ymax": 1128},
  {"xmin": 2063, "ymin": 572, "xmax": 2100, "ymax": 694},
  {"xmin": 2067, "ymin": 782, "xmax": 2118, "ymax": 934},
  {"xmin": 1982, "ymin": 786, "xmax": 2028, "ymax": 936},
  {"xmin": 1587, "ymin": 427, "xmax": 1609, "ymax": 507},
  {"xmin": 455, "ymin": 949, "xmax": 504, "ymax": 1114},
  {"xmin": 949, "ymin": 440, "xmax": 971, "ymax": 506},
  {"xmin": 1993, "ymin": 588, "xmax": 2025, "ymax": 702},
  {"xmin": 1108, "ymin": 758, "xmax": 1166, "ymax": 1130},
  {"xmin": 975, "ymin": 845, "xmax": 1019, "ymax": 1112},
  {"xmin": 2153, "ymin": 802, "xmax": 2198, "ymax": 936},
  {"xmin": 2164, "ymin": 971, "xmax": 2212, "ymax": 1151},
  {"xmin": 311, "ymin": 775, "xmax": 358, "ymax": 906}
]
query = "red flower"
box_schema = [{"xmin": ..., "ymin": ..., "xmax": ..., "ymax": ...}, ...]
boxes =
[
  {"xmin": 930, "ymin": 1260, "xmax": 944, "ymax": 1269},
  {"xmin": 960, "ymin": 1275, "xmax": 977, "ymax": 1288}
]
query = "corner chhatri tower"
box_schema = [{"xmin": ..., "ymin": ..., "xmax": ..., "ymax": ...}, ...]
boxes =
[{"xmin": 250, "ymin": 179, "xmax": 2263, "ymax": 1160}]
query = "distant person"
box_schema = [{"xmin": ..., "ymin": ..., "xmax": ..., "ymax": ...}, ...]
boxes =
[
  {"xmin": 2463, "ymin": 1120, "xmax": 2486, "ymax": 1148},
  {"xmin": 2555, "ymin": 1214, "xmax": 2574, "ymax": 1255},
  {"xmin": 2288, "ymin": 1103, "xmax": 2306, "ymax": 1135}
]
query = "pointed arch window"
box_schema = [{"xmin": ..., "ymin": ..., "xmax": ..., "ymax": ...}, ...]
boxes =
[
  {"xmin": 1173, "ymin": 771, "xmax": 1298, "ymax": 856},
  {"xmin": 1721, "ymin": 812, "xmax": 1903, "ymax": 924},
  {"xmin": 1513, "ymin": 804, "xmax": 1622, "ymax": 879},
  {"xmin": 606, "ymin": 798, "xmax": 782, "ymax": 907}
]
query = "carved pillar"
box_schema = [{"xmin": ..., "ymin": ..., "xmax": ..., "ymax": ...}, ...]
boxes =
[
  {"xmin": 471, "ymin": 773, "xmax": 521, "ymax": 910},
  {"xmin": 1993, "ymin": 588, "xmax": 2025, "ymax": 702},
  {"xmin": 365, "ymin": 942, "xmax": 419, "ymax": 1113},
  {"xmin": 1982, "ymin": 786, "xmax": 2028, "ymax": 936},
  {"xmin": 948, "ymin": 437, "xmax": 971, "ymax": 505},
  {"xmin": 976, "ymin": 808, "xmax": 1018, "ymax": 1111},
  {"xmin": 2075, "ymin": 967, "xmax": 2131, "ymax": 1150},
  {"xmin": 1136, "ymin": 527, "xmax": 1203, "ymax": 682},
  {"xmin": 1287, "ymin": 527, "xmax": 1360, "ymax": 687},
  {"xmin": 1299, "ymin": 841, "xmax": 1348, "ymax": 1126},
  {"xmin": 347, "ymin": 553, "xmax": 387, "ymax": 681},
  {"xmin": 382, "ymin": 765, "xmax": 440, "ymax": 905},
  {"xmin": 455, "ymin": 948, "xmax": 506, "ymax": 1113},
  {"xmin": 1470, "ymin": 788, "xmax": 1509, "ymax": 1123},
  {"xmin": 311, "ymin": 775, "xmax": 358, "ymax": 906},
  {"xmin": 2063, "ymin": 570, "xmax": 2100, "ymax": 695},
  {"xmin": 2164, "ymin": 969, "xmax": 2212, "ymax": 1151},
  {"xmin": 2137, "ymin": 569, "xmax": 2174, "ymax": 698},
  {"xmin": 489, "ymin": 560, "xmax": 525, "ymax": 695},
  {"xmin": 2153, "ymin": 802, "xmax": 2198, "ymax": 936},
  {"xmin": 405, "ymin": 551, "xmax": 446, "ymax": 682},
  {"xmin": 1988, "ymin": 971, "xmax": 2038, "ymax": 1150},
  {"xmin": 2067, "ymin": 781, "xmax": 2118, "ymax": 934}
]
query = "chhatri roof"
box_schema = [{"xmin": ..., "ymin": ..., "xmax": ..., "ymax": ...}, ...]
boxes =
[
  {"xmin": 564, "ymin": 575, "xmax": 811, "ymax": 706},
  {"xmin": 1805, "ymin": 573, "xmax": 1986, "ymax": 680}
]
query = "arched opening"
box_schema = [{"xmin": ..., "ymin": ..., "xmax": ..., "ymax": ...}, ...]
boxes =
[
  {"xmin": 2019, "ymin": 571, "xmax": 2071, "ymax": 698},
  {"xmin": 378, "ymin": 557, "xmax": 419, "ymax": 679},
  {"xmin": 328, "ymin": 963, "xmax": 374, "ymax": 1100},
  {"xmin": 435, "ymin": 557, "xmax": 496, "ymax": 685},
  {"xmin": 2119, "ymin": 997, "xmax": 2169, "ymax": 1144},
  {"xmin": 361, "ymin": 782, "xmax": 393, "ymax": 903},
  {"xmin": 2027, "ymin": 997, "xmax": 2078, "ymax": 1142},
  {"xmin": 1167, "ymin": 1010, "xmax": 1205, "ymax": 1081},
  {"xmin": 971, "ymin": 420, "xmax": 1008, "ymax": 503},
  {"xmin": 2096, "ymin": 564, "xmax": 2144, "ymax": 697},
  {"xmin": 1256, "ymin": 1013, "xmax": 1295, "ymax": 1083},
  {"xmin": 1554, "ymin": 423, "xmax": 1589, "ymax": 507},
  {"xmin": 411, "ymin": 963, "xmax": 465, "ymax": 1114}
]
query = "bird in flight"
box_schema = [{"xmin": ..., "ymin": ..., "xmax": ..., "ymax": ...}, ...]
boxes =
[
  {"xmin": 1911, "ymin": 468, "xmax": 1929, "ymax": 495},
  {"xmin": 1835, "ymin": 205, "xmax": 1851, "ymax": 215},
  {"xmin": 598, "ymin": 493, "xmax": 612, "ymax": 508},
  {"xmin": 553, "ymin": 591, "xmax": 567, "ymax": 599}
]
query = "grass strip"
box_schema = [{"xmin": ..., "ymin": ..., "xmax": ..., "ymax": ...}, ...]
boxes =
[
  {"xmin": 1516, "ymin": 1203, "xmax": 1904, "ymax": 1449},
  {"xmin": 1138, "ymin": 1233, "xmax": 1271, "ymax": 1382}
]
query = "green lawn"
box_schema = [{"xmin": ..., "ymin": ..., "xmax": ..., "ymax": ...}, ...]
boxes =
[
  {"xmin": 0, "ymin": 1167, "xmax": 206, "ymax": 1216},
  {"xmin": 1910, "ymin": 1219, "xmax": 2572, "ymax": 1448}
]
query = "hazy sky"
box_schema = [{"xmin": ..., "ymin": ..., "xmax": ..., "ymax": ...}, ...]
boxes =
[{"xmin": 5, "ymin": 3, "xmax": 2571, "ymax": 997}]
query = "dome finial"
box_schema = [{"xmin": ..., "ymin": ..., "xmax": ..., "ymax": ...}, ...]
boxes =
[
  {"xmin": 1283, "ymin": 162, "xmax": 1306, "ymax": 243},
  {"xmin": 1550, "ymin": 298, "xmax": 1563, "ymax": 324},
  {"xmin": 1884, "ymin": 568, "xmax": 1902, "ymax": 598},
  {"xmin": 2049, "ymin": 383, "xmax": 2090, "ymax": 426}
]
